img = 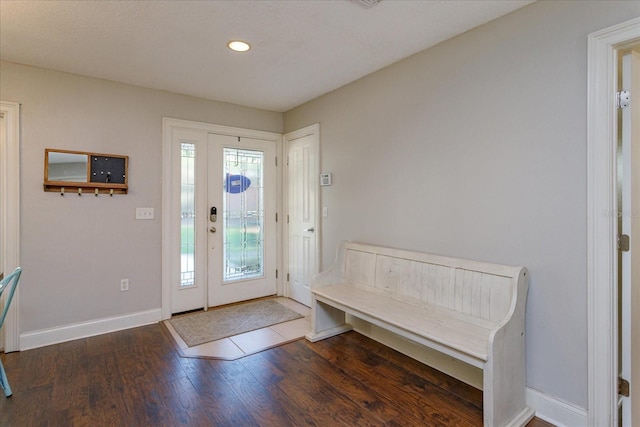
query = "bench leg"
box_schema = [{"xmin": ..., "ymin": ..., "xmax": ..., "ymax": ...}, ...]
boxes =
[
  {"xmin": 305, "ymin": 298, "xmax": 353, "ymax": 342},
  {"xmin": 483, "ymin": 335, "xmax": 534, "ymax": 426}
]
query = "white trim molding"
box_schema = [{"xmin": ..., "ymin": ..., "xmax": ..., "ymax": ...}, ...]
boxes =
[
  {"xmin": 20, "ymin": 309, "xmax": 162, "ymax": 351},
  {"xmin": 526, "ymin": 388, "xmax": 587, "ymax": 427},
  {"xmin": 0, "ymin": 101, "xmax": 21, "ymax": 352},
  {"xmin": 587, "ymin": 18, "xmax": 640, "ymax": 427}
]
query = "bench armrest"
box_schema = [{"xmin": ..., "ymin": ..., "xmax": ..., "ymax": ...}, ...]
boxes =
[{"xmin": 311, "ymin": 240, "xmax": 347, "ymax": 289}]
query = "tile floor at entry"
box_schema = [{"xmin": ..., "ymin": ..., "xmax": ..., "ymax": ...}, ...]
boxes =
[{"xmin": 164, "ymin": 297, "xmax": 311, "ymax": 359}]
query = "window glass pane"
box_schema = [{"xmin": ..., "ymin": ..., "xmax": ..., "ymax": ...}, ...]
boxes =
[
  {"xmin": 180, "ymin": 142, "xmax": 196, "ymax": 287},
  {"xmin": 223, "ymin": 148, "xmax": 264, "ymax": 281}
]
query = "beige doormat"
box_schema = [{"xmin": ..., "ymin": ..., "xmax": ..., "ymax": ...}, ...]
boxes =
[{"xmin": 168, "ymin": 299, "xmax": 303, "ymax": 347}]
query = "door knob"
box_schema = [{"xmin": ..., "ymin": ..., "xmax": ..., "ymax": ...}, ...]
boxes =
[{"xmin": 305, "ymin": 227, "xmax": 315, "ymax": 233}]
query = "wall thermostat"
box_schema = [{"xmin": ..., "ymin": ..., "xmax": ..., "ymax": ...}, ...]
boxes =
[{"xmin": 320, "ymin": 173, "xmax": 332, "ymax": 186}]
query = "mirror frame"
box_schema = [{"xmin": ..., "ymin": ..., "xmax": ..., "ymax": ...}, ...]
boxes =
[{"xmin": 44, "ymin": 148, "xmax": 128, "ymax": 194}]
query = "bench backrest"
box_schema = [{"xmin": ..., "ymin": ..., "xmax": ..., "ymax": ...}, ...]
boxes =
[{"xmin": 341, "ymin": 242, "xmax": 521, "ymax": 325}]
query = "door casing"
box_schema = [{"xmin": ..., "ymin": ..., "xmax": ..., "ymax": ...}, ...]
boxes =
[{"xmin": 587, "ymin": 18, "xmax": 640, "ymax": 427}]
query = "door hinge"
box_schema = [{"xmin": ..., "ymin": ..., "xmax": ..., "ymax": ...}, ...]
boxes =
[
  {"xmin": 287, "ymin": 273, "xmax": 290, "ymax": 282},
  {"xmin": 275, "ymin": 213, "xmax": 278, "ymax": 222},
  {"xmin": 619, "ymin": 377, "xmax": 630, "ymax": 397},
  {"xmin": 617, "ymin": 90, "xmax": 631, "ymax": 109},
  {"xmin": 276, "ymin": 269, "xmax": 278, "ymax": 279},
  {"xmin": 275, "ymin": 157, "xmax": 278, "ymax": 167},
  {"xmin": 619, "ymin": 234, "xmax": 630, "ymax": 252},
  {"xmin": 287, "ymin": 215, "xmax": 290, "ymax": 224},
  {"xmin": 287, "ymin": 156, "xmax": 289, "ymax": 166}
]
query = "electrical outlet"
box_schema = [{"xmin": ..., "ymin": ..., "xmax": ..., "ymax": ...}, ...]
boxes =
[
  {"xmin": 136, "ymin": 208, "xmax": 154, "ymax": 220},
  {"xmin": 120, "ymin": 278, "xmax": 129, "ymax": 292}
]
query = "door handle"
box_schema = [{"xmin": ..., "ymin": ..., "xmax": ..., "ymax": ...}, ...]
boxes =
[
  {"xmin": 305, "ymin": 227, "xmax": 315, "ymax": 233},
  {"xmin": 210, "ymin": 227, "xmax": 216, "ymax": 233}
]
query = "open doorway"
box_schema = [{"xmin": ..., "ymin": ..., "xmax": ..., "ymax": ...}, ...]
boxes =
[
  {"xmin": 0, "ymin": 101, "xmax": 21, "ymax": 353},
  {"xmin": 617, "ymin": 45, "xmax": 640, "ymax": 427},
  {"xmin": 587, "ymin": 18, "xmax": 640, "ymax": 427}
]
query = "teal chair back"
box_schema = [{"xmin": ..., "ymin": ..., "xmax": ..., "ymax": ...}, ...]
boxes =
[{"xmin": 0, "ymin": 267, "xmax": 22, "ymax": 397}]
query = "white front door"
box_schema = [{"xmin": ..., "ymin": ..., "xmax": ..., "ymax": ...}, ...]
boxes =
[
  {"xmin": 207, "ymin": 133, "xmax": 277, "ymax": 307},
  {"xmin": 285, "ymin": 125, "xmax": 319, "ymax": 307},
  {"xmin": 167, "ymin": 124, "xmax": 278, "ymax": 315}
]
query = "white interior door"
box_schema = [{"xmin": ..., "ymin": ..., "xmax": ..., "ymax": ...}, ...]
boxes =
[
  {"xmin": 619, "ymin": 49, "xmax": 640, "ymax": 427},
  {"xmin": 285, "ymin": 125, "xmax": 319, "ymax": 307},
  {"xmin": 207, "ymin": 133, "xmax": 276, "ymax": 307}
]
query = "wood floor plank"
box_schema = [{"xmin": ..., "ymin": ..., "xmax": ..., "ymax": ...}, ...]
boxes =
[
  {"xmin": 183, "ymin": 359, "xmax": 261, "ymax": 426},
  {"xmin": 306, "ymin": 333, "xmax": 481, "ymax": 426},
  {"xmin": 240, "ymin": 355, "xmax": 322, "ymax": 426},
  {"xmin": 207, "ymin": 357, "xmax": 299, "ymax": 426},
  {"xmin": 346, "ymin": 331, "xmax": 484, "ymax": 408},
  {"xmin": 0, "ymin": 323, "xmax": 554, "ymax": 427},
  {"xmin": 278, "ymin": 339, "xmax": 403, "ymax": 423},
  {"xmin": 250, "ymin": 348, "xmax": 386, "ymax": 426}
]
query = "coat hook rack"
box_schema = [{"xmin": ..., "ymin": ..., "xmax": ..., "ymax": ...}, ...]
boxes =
[{"xmin": 44, "ymin": 149, "xmax": 128, "ymax": 196}]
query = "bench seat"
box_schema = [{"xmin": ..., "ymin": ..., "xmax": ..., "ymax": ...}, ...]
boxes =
[{"xmin": 314, "ymin": 284, "xmax": 492, "ymax": 365}]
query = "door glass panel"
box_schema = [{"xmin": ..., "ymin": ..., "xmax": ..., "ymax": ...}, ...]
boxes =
[
  {"xmin": 181, "ymin": 142, "xmax": 196, "ymax": 287},
  {"xmin": 222, "ymin": 147, "xmax": 264, "ymax": 282}
]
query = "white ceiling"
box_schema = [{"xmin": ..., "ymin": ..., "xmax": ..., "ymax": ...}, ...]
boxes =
[{"xmin": 0, "ymin": 0, "xmax": 534, "ymax": 112}]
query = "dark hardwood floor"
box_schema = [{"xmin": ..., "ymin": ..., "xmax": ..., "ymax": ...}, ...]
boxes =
[{"xmin": 0, "ymin": 324, "xmax": 554, "ymax": 426}]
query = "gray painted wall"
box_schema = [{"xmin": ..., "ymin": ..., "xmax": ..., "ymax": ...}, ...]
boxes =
[
  {"xmin": 0, "ymin": 61, "xmax": 281, "ymax": 332},
  {"xmin": 283, "ymin": 0, "xmax": 639, "ymax": 411}
]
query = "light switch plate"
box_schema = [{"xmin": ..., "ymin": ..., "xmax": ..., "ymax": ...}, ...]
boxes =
[{"xmin": 136, "ymin": 207, "xmax": 154, "ymax": 220}]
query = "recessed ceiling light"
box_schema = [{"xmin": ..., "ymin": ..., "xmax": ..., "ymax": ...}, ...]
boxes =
[{"xmin": 227, "ymin": 40, "xmax": 251, "ymax": 52}]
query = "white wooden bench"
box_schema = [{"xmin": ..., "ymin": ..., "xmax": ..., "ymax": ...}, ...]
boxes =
[{"xmin": 305, "ymin": 242, "xmax": 533, "ymax": 427}]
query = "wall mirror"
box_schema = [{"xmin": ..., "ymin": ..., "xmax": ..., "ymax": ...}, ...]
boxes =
[
  {"xmin": 47, "ymin": 151, "xmax": 88, "ymax": 182},
  {"xmin": 44, "ymin": 149, "xmax": 128, "ymax": 195}
]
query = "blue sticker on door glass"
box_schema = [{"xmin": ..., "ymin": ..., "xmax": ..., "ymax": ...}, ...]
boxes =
[{"xmin": 224, "ymin": 174, "xmax": 251, "ymax": 194}]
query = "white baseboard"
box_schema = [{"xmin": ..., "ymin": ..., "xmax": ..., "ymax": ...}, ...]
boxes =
[
  {"xmin": 526, "ymin": 388, "xmax": 587, "ymax": 427},
  {"xmin": 19, "ymin": 309, "xmax": 162, "ymax": 350}
]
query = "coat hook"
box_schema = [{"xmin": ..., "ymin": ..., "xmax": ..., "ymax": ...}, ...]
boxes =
[
  {"xmin": 110, "ymin": 189, "xmax": 114, "ymax": 197},
  {"xmin": 95, "ymin": 188, "xmax": 99, "ymax": 196},
  {"xmin": 61, "ymin": 187, "xmax": 65, "ymax": 196},
  {"xmin": 78, "ymin": 188, "xmax": 82, "ymax": 196}
]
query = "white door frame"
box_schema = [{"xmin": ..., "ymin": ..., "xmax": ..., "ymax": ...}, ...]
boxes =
[
  {"xmin": 587, "ymin": 17, "xmax": 640, "ymax": 427},
  {"xmin": 161, "ymin": 118, "xmax": 282, "ymax": 319},
  {"xmin": 0, "ymin": 101, "xmax": 21, "ymax": 352},
  {"xmin": 283, "ymin": 124, "xmax": 320, "ymax": 302}
]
